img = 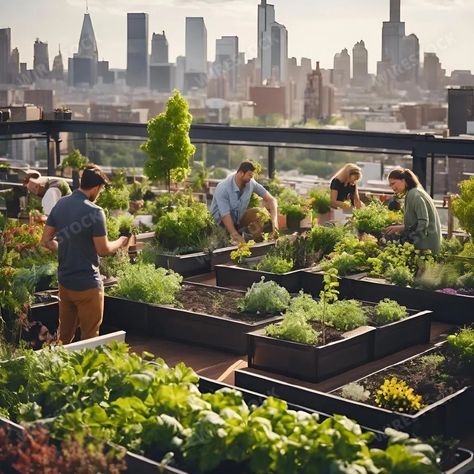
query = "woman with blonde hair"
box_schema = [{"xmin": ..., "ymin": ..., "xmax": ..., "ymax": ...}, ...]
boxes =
[
  {"xmin": 385, "ymin": 168, "xmax": 441, "ymax": 254},
  {"xmin": 330, "ymin": 163, "xmax": 363, "ymax": 209}
]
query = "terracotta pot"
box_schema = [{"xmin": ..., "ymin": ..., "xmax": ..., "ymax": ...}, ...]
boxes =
[
  {"xmin": 317, "ymin": 210, "xmax": 333, "ymax": 225},
  {"xmin": 278, "ymin": 213, "xmax": 287, "ymax": 230}
]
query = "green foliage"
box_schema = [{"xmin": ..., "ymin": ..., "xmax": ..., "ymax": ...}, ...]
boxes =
[
  {"xmin": 352, "ymin": 201, "xmax": 400, "ymax": 236},
  {"xmin": 457, "ymin": 272, "xmax": 474, "ymax": 289},
  {"xmin": 452, "ymin": 176, "xmax": 474, "ymax": 237},
  {"xmin": 341, "ymin": 382, "xmax": 371, "ymax": 402},
  {"xmin": 238, "ymin": 278, "xmax": 291, "ymax": 314},
  {"xmin": 279, "ymin": 188, "xmax": 308, "ymax": 221},
  {"xmin": 110, "ymin": 263, "xmax": 182, "ymax": 305},
  {"xmin": 446, "ymin": 327, "xmax": 474, "ymax": 370},
  {"xmin": 386, "ymin": 266, "xmax": 415, "ymax": 287},
  {"xmin": 373, "ymin": 299, "xmax": 409, "ymax": 326},
  {"xmin": 319, "ymin": 268, "xmax": 339, "ymax": 344},
  {"xmin": 230, "ymin": 240, "xmax": 254, "ymax": 264},
  {"xmin": 155, "ymin": 202, "xmax": 214, "ymax": 253},
  {"xmin": 141, "ymin": 90, "xmax": 195, "ymax": 189},
  {"xmin": 265, "ymin": 312, "xmax": 320, "ymax": 345},
  {"xmin": 99, "ymin": 249, "xmax": 130, "ymax": 279},
  {"xmin": 309, "ymin": 188, "xmax": 331, "ymax": 215},
  {"xmin": 189, "ymin": 161, "xmax": 209, "ymax": 192},
  {"xmin": 375, "ymin": 377, "xmax": 424, "ymax": 414},
  {"xmin": 321, "ymin": 251, "xmax": 363, "ymax": 276},
  {"xmin": 439, "ymin": 237, "xmax": 463, "ymax": 262},
  {"xmin": 128, "ymin": 178, "xmax": 150, "ymax": 201},
  {"xmin": 327, "ymin": 299, "xmax": 368, "ymax": 331},
  {"xmin": 60, "ymin": 149, "xmax": 88, "ymax": 170},
  {"xmin": 256, "ymin": 255, "xmax": 294, "ymax": 274},
  {"xmin": 96, "ymin": 185, "xmax": 130, "ymax": 211},
  {"xmin": 414, "ymin": 262, "xmax": 461, "ymax": 291},
  {"xmin": 308, "ymin": 224, "xmax": 347, "ymax": 259},
  {"xmin": 150, "ymin": 191, "xmax": 195, "ymax": 223},
  {"xmin": 264, "ymin": 235, "xmax": 315, "ymax": 270},
  {"xmin": 418, "ymin": 354, "xmax": 446, "ymax": 373}
]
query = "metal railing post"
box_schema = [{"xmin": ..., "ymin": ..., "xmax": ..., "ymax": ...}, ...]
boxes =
[
  {"xmin": 268, "ymin": 145, "xmax": 275, "ymax": 179},
  {"xmin": 412, "ymin": 146, "xmax": 428, "ymax": 188}
]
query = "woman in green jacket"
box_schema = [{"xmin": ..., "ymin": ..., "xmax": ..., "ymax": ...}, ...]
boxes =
[{"xmin": 385, "ymin": 168, "xmax": 442, "ymax": 254}]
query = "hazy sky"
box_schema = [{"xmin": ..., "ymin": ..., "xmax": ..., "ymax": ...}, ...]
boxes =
[{"xmin": 1, "ymin": 0, "xmax": 473, "ymax": 74}]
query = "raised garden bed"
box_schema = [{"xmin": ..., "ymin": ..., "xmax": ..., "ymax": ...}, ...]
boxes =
[
  {"xmin": 343, "ymin": 274, "xmax": 474, "ymax": 325},
  {"xmin": 236, "ymin": 344, "xmax": 474, "ymax": 439},
  {"xmin": 248, "ymin": 324, "xmax": 375, "ymax": 382},
  {"xmin": 211, "ymin": 240, "xmax": 275, "ymax": 269},
  {"xmin": 147, "ymin": 282, "xmax": 283, "ymax": 354},
  {"xmin": 215, "ymin": 263, "xmax": 305, "ymax": 292},
  {"xmin": 155, "ymin": 251, "xmax": 212, "ymax": 277},
  {"xmin": 103, "ymin": 295, "xmax": 149, "ymax": 334}
]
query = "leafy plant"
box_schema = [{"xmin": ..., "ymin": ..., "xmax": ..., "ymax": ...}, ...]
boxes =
[
  {"xmin": 189, "ymin": 161, "xmax": 209, "ymax": 192},
  {"xmin": 155, "ymin": 202, "xmax": 214, "ymax": 253},
  {"xmin": 439, "ymin": 237, "xmax": 463, "ymax": 262},
  {"xmin": 327, "ymin": 299, "xmax": 368, "ymax": 331},
  {"xmin": 308, "ymin": 224, "xmax": 346, "ymax": 259},
  {"xmin": 60, "ymin": 149, "xmax": 88, "ymax": 170},
  {"xmin": 352, "ymin": 201, "xmax": 400, "ymax": 236},
  {"xmin": 309, "ymin": 188, "xmax": 331, "ymax": 215},
  {"xmin": 99, "ymin": 249, "xmax": 130, "ymax": 279},
  {"xmin": 321, "ymin": 251, "xmax": 363, "ymax": 276},
  {"xmin": 341, "ymin": 382, "xmax": 371, "ymax": 402},
  {"xmin": 96, "ymin": 185, "xmax": 130, "ymax": 211},
  {"xmin": 238, "ymin": 278, "xmax": 291, "ymax": 314},
  {"xmin": 279, "ymin": 188, "xmax": 308, "ymax": 224},
  {"xmin": 414, "ymin": 262, "xmax": 460, "ymax": 291},
  {"xmin": 265, "ymin": 312, "xmax": 320, "ymax": 345},
  {"xmin": 110, "ymin": 263, "xmax": 182, "ymax": 305},
  {"xmin": 375, "ymin": 377, "xmax": 424, "ymax": 413},
  {"xmin": 141, "ymin": 90, "xmax": 196, "ymax": 191},
  {"xmin": 319, "ymin": 268, "xmax": 339, "ymax": 344},
  {"xmin": 230, "ymin": 240, "xmax": 255, "ymax": 264},
  {"xmin": 446, "ymin": 327, "xmax": 474, "ymax": 370},
  {"xmin": 386, "ymin": 266, "xmax": 415, "ymax": 287},
  {"xmin": 128, "ymin": 178, "xmax": 150, "ymax": 201},
  {"xmin": 150, "ymin": 191, "xmax": 195, "ymax": 223},
  {"xmin": 418, "ymin": 354, "xmax": 446, "ymax": 373},
  {"xmin": 452, "ymin": 176, "xmax": 474, "ymax": 238},
  {"xmin": 457, "ymin": 272, "xmax": 474, "ymax": 289},
  {"xmin": 373, "ymin": 299, "xmax": 409, "ymax": 326},
  {"xmin": 256, "ymin": 255, "xmax": 294, "ymax": 274}
]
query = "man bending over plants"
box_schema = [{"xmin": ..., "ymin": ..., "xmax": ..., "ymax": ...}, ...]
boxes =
[
  {"xmin": 41, "ymin": 165, "xmax": 130, "ymax": 344},
  {"xmin": 210, "ymin": 161, "xmax": 279, "ymax": 243}
]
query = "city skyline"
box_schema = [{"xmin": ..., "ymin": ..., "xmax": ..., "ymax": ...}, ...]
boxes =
[{"xmin": 1, "ymin": 0, "xmax": 472, "ymax": 74}]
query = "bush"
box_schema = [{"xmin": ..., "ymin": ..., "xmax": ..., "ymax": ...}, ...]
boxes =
[
  {"xmin": 446, "ymin": 327, "xmax": 474, "ymax": 370},
  {"xmin": 452, "ymin": 176, "xmax": 474, "ymax": 238},
  {"xmin": 341, "ymin": 382, "xmax": 371, "ymax": 402},
  {"xmin": 373, "ymin": 299, "xmax": 409, "ymax": 326},
  {"xmin": 327, "ymin": 299, "xmax": 368, "ymax": 331},
  {"xmin": 110, "ymin": 263, "xmax": 182, "ymax": 305},
  {"xmin": 265, "ymin": 312, "xmax": 320, "ymax": 345},
  {"xmin": 375, "ymin": 377, "xmax": 424, "ymax": 413},
  {"xmin": 99, "ymin": 249, "xmax": 130, "ymax": 279},
  {"xmin": 309, "ymin": 188, "xmax": 331, "ymax": 215},
  {"xmin": 386, "ymin": 265, "xmax": 415, "ymax": 287},
  {"xmin": 96, "ymin": 186, "xmax": 130, "ymax": 211},
  {"xmin": 155, "ymin": 202, "xmax": 214, "ymax": 253},
  {"xmin": 256, "ymin": 255, "xmax": 294, "ymax": 274},
  {"xmin": 150, "ymin": 192, "xmax": 195, "ymax": 223},
  {"xmin": 321, "ymin": 252, "xmax": 363, "ymax": 276},
  {"xmin": 238, "ymin": 278, "xmax": 291, "ymax": 315},
  {"xmin": 308, "ymin": 225, "xmax": 346, "ymax": 259},
  {"xmin": 352, "ymin": 201, "xmax": 395, "ymax": 236},
  {"xmin": 457, "ymin": 272, "xmax": 474, "ymax": 289},
  {"xmin": 415, "ymin": 263, "xmax": 460, "ymax": 291}
]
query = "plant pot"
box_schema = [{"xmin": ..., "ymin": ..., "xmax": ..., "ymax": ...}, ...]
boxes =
[
  {"xmin": 54, "ymin": 111, "xmax": 64, "ymax": 120},
  {"xmin": 211, "ymin": 241, "xmax": 275, "ymax": 269},
  {"xmin": 277, "ymin": 213, "xmax": 287, "ymax": 230},
  {"xmin": 317, "ymin": 210, "xmax": 333, "ymax": 225},
  {"xmin": 103, "ymin": 295, "xmax": 149, "ymax": 334},
  {"xmin": 0, "ymin": 109, "xmax": 11, "ymax": 122},
  {"xmin": 215, "ymin": 263, "xmax": 305, "ymax": 292},
  {"xmin": 63, "ymin": 111, "xmax": 72, "ymax": 120},
  {"xmin": 285, "ymin": 214, "xmax": 302, "ymax": 231},
  {"xmin": 155, "ymin": 251, "xmax": 211, "ymax": 277},
  {"xmin": 247, "ymin": 326, "xmax": 375, "ymax": 382}
]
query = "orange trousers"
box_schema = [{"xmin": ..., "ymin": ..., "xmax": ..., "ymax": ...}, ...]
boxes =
[{"xmin": 58, "ymin": 285, "xmax": 104, "ymax": 344}]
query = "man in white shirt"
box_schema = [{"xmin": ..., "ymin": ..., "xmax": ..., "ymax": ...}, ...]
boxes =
[{"xmin": 23, "ymin": 171, "xmax": 72, "ymax": 222}]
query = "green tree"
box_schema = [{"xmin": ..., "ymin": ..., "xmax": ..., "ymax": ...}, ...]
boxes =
[{"xmin": 141, "ymin": 90, "xmax": 196, "ymax": 191}]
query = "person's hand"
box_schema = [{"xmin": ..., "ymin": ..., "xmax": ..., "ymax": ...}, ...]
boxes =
[
  {"xmin": 120, "ymin": 236, "xmax": 130, "ymax": 248},
  {"xmin": 231, "ymin": 231, "xmax": 245, "ymax": 244},
  {"xmin": 385, "ymin": 224, "xmax": 404, "ymax": 235},
  {"xmin": 341, "ymin": 201, "xmax": 352, "ymax": 210}
]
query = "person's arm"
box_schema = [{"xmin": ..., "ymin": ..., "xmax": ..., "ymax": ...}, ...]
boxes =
[
  {"xmin": 353, "ymin": 187, "xmax": 363, "ymax": 209},
  {"xmin": 93, "ymin": 235, "xmax": 129, "ymax": 257},
  {"xmin": 262, "ymin": 192, "xmax": 279, "ymax": 231},
  {"xmin": 42, "ymin": 188, "xmax": 62, "ymax": 217},
  {"xmin": 221, "ymin": 214, "xmax": 244, "ymax": 243},
  {"xmin": 213, "ymin": 188, "xmax": 243, "ymax": 242},
  {"xmin": 409, "ymin": 195, "xmax": 430, "ymax": 246},
  {"xmin": 41, "ymin": 225, "xmax": 58, "ymax": 252},
  {"xmin": 330, "ymin": 189, "xmax": 351, "ymax": 209}
]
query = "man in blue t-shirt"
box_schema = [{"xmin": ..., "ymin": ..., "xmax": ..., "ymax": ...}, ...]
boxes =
[
  {"xmin": 41, "ymin": 165, "xmax": 129, "ymax": 344},
  {"xmin": 210, "ymin": 161, "xmax": 279, "ymax": 243}
]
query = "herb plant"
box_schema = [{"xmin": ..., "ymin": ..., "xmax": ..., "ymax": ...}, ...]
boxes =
[
  {"xmin": 309, "ymin": 188, "xmax": 331, "ymax": 215},
  {"xmin": 327, "ymin": 299, "xmax": 368, "ymax": 331},
  {"xmin": 352, "ymin": 201, "xmax": 400, "ymax": 236},
  {"xmin": 238, "ymin": 278, "xmax": 291, "ymax": 314},
  {"xmin": 452, "ymin": 176, "xmax": 474, "ymax": 238},
  {"xmin": 375, "ymin": 377, "xmax": 424, "ymax": 414},
  {"xmin": 256, "ymin": 255, "xmax": 294, "ymax": 274},
  {"xmin": 230, "ymin": 240, "xmax": 255, "ymax": 264},
  {"xmin": 308, "ymin": 224, "xmax": 346, "ymax": 259},
  {"xmin": 341, "ymin": 382, "xmax": 371, "ymax": 402},
  {"xmin": 446, "ymin": 327, "xmax": 474, "ymax": 370},
  {"xmin": 265, "ymin": 312, "xmax": 320, "ymax": 345},
  {"xmin": 96, "ymin": 185, "xmax": 130, "ymax": 211},
  {"xmin": 373, "ymin": 299, "xmax": 409, "ymax": 326}
]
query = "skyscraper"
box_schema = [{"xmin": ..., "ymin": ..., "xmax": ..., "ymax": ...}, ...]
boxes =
[
  {"xmin": 423, "ymin": 53, "xmax": 444, "ymax": 91},
  {"xmin": 127, "ymin": 13, "xmax": 149, "ymax": 88},
  {"xmin": 352, "ymin": 40, "xmax": 368, "ymax": 87},
  {"xmin": 51, "ymin": 46, "xmax": 64, "ymax": 81},
  {"xmin": 399, "ymin": 33, "xmax": 419, "ymax": 83},
  {"xmin": 215, "ymin": 36, "xmax": 239, "ymax": 96},
  {"xmin": 33, "ymin": 39, "xmax": 50, "ymax": 77},
  {"xmin": 8, "ymin": 47, "xmax": 20, "ymax": 84},
  {"xmin": 257, "ymin": 0, "xmax": 287, "ymax": 85},
  {"xmin": 333, "ymin": 48, "xmax": 350, "ymax": 89},
  {"xmin": 0, "ymin": 28, "xmax": 11, "ymax": 84},
  {"xmin": 68, "ymin": 12, "xmax": 99, "ymax": 87},
  {"xmin": 185, "ymin": 17, "xmax": 207, "ymax": 91},
  {"xmin": 151, "ymin": 31, "xmax": 168, "ymax": 64},
  {"xmin": 304, "ymin": 62, "xmax": 323, "ymax": 122}
]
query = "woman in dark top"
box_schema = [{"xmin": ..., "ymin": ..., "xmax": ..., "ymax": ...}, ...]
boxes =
[{"xmin": 330, "ymin": 164, "xmax": 363, "ymax": 209}]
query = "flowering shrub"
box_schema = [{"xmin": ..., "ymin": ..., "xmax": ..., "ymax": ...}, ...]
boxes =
[{"xmin": 375, "ymin": 377, "xmax": 424, "ymax": 413}]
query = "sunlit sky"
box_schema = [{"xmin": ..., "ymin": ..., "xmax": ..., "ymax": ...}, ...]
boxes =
[{"xmin": 1, "ymin": 0, "xmax": 472, "ymax": 74}]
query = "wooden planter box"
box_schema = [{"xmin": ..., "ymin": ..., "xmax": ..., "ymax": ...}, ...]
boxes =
[
  {"xmin": 248, "ymin": 326, "xmax": 375, "ymax": 382},
  {"xmin": 235, "ymin": 346, "xmax": 474, "ymax": 439},
  {"xmin": 343, "ymin": 274, "xmax": 474, "ymax": 325},
  {"xmin": 215, "ymin": 263, "xmax": 305, "ymax": 292},
  {"xmin": 155, "ymin": 251, "xmax": 211, "ymax": 277},
  {"xmin": 147, "ymin": 283, "xmax": 283, "ymax": 354},
  {"xmin": 29, "ymin": 301, "xmax": 59, "ymax": 333},
  {"xmin": 103, "ymin": 296, "xmax": 149, "ymax": 334},
  {"xmin": 300, "ymin": 269, "xmax": 353, "ymax": 297},
  {"xmin": 211, "ymin": 241, "xmax": 275, "ymax": 269}
]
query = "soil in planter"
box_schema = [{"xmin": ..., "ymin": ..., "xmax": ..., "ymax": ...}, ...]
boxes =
[
  {"xmin": 173, "ymin": 284, "xmax": 281, "ymax": 323},
  {"xmin": 335, "ymin": 347, "xmax": 473, "ymax": 409}
]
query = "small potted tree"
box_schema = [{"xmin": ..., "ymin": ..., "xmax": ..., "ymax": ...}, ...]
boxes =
[
  {"xmin": 60, "ymin": 149, "xmax": 89, "ymax": 189},
  {"xmin": 279, "ymin": 188, "xmax": 309, "ymax": 231},
  {"xmin": 140, "ymin": 90, "xmax": 195, "ymax": 192},
  {"xmin": 309, "ymin": 188, "xmax": 332, "ymax": 225}
]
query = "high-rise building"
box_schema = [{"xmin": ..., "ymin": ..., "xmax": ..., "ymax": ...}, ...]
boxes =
[
  {"xmin": 127, "ymin": 13, "xmax": 149, "ymax": 88},
  {"xmin": 304, "ymin": 62, "xmax": 323, "ymax": 122},
  {"xmin": 51, "ymin": 46, "xmax": 64, "ymax": 81},
  {"xmin": 24, "ymin": 89, "xmax": 54, "ymax": 113},
  {"xmin": 215, "ymin": 36, "xmax": 238, "ymax": 96},
  {"xmin": 151, "ymin": 31, "xmax": 168, "ymax": 64},
  {"xmin": 8, "ymin": 47, "xmax": 20, "ymax": 84},
  {"xmin": 68, "ymin": 12, "xmax": 99, "ymax": 87},
  {"xmin": 185, "ymin": 17, "xmax": 207, "ymax": 92},
  {"xmin": 333, "ymin": 48, "xmax": 350, "ymax": 89},
  {"xmin": 0, "ymin": 28, "xmax": 11, "ymax": 84},
  {"xmin": 176, "ymin": 56, "xmax": 186, "ymax": 92},
  {"xmin": 33, "ymin": 39, "xmax": 50, "ymax": 76},
  {"xmin": 352, "ymin": 40, "xmax": 368, "ymax": 87},
  {"xmin": 399, "ymin": 33, "xmax": 419, "ymax": 83},
  {"xmin": 257, "ymin": 0, "xmax": 287, "ymax": 85},
  {"xmin": 98, "ymin": 60, "xmax": 114, "ymax": 84}
]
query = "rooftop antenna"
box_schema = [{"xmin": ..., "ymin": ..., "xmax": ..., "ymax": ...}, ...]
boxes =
[{"xmin": 86, "ymin": 0, "xmax": 89, "ymax": 13}]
